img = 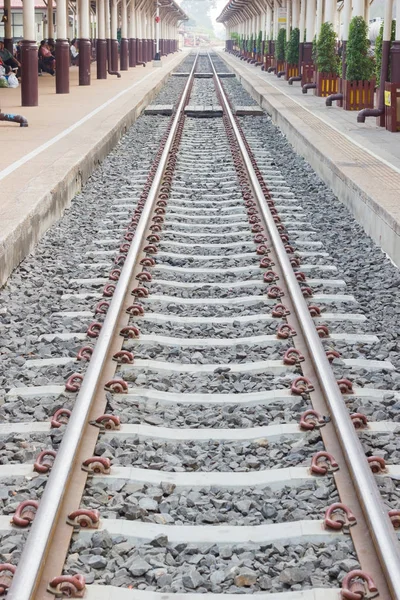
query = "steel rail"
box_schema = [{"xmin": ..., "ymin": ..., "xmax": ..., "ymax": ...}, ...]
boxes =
[
  {"xmin": 7, "ymin": 53, "xmax": 199, "ymax": 600},
  {"xmin": 209, "ymin": 52, "xmax": 400, "ymax": 599}
]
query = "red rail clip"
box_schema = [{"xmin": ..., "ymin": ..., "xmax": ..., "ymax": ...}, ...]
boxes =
[
  {"xmin": 291, "ymin": 376, "xmax": 314, "ymax": 395},
  {"xmin": 34, "ymin": 450, "xmax": 57, "ymax": 474},
  {"xmin": 367, "ymin": 456, "xmax": 386, "ymax": 474},
  {"xmin": 82, "ymin": 457, "xmax": 111, "ymax": 475},
  {"xmin": 48, "ymin": 574, "xmax": 86, "ymax": 598},
  {"xmin": 310, "ymin": 451, "xmax": 339, "ymax": 475},
  {"xmin": 299, "ymin": 410, "xmax": 326, "ymax": 431},
  {"xmin": 104, "ymin": 379, "xmax": 129, "ymax": 394},
  {"xmin": 65, "ymin": 373, "xmax": 84, "ymax": 392},
  {"xmin": 283, "ymin": 347, "xmax": 304, "ymax": 365},
  {"xmin": 324, "ymin": 503, "xmax": 356, "ymax": 531},
  {"xmin": 341, "ymin": 570, "xmax": 378, "ymax": 600},
  {"xmin": 51, "ymin": 408, "xmax": 71, "ymax": 428},
  {"xmin": 11, "ymin": 500, "xmax": 39, "ymax": 527},
  {"xmin": 67, "ymin": 509, "xmax": 100, "ymax": 529},
  {"xmin": 0, "ymin": 564, "xmax": 16, "ymax": 595}
]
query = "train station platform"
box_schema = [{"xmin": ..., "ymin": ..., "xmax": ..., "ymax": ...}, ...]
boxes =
[
  {"xmin": 220, "ymin": 50, "xmax": 400, "ymax": 268},
  {"xmin": 0, "ymin": 52, "xmax": 186, "ymax": 287}
]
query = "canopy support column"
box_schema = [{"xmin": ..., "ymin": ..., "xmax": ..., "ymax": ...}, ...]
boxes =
[
  {"xmin": 21, "ymin": 0, "xmax": 38, "ymax": 106},
  {"xmin": 4, "ymin": 0, "xmax": 13, "ymax": 52},
  {"xmin": 48, "ymin": 0, "xmax": 54, "ymax": 42},
  {"xmin": 120, "ymin": 0, "xmax": 129, "ymax": 69},
  {"xmin": 304, "ymin": 0, "xmax": 316, "ymax": 61},
  {"xmin": 110, "ymin": 0, "xmax": 119, "ymax": 70},
  {"xmin": 56, "ymin": 0, "xmax": 70, "ymax": 93},
  {"xmin": 97, "ymin": 0, "xmax": 107, "ymax": 77},
  {"xmin": 390, "ymin": 0, "xmax": 400, "ymax": 81},
  {"xmin": 154, "ymin": 1, "xmax": 161, "ymax": 61},
  {"xmin": 78, "ymin": 0, "xmax": 91, "ymax": 84},
  {"xmin": 129, "ymin": 0, "xmax": 137, "ymax": 66}
]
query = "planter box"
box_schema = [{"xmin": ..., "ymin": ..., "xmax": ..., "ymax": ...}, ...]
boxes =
[
  {"xmin": 315, "ymin": 72, "xmax": 338, "ymax": 97},
  {"xmin": 385, "ymin": 81, "xmax": 400, "ymax": 132},
  {"xmin": 301, "ymin": 62, "xmax": 315, "ymax": 86},
  {"xmin": 343, "ymin": 79, "xmax": 375, "ymax": 111},
  {"xmin": 263, "ymin": 54, "xmax": 274, "ymax": 70},
  {"xmin": 285, "ymin": 63, "xmax": 299, "ymax": 80},
  {"xmin": 275, "ymin": 60, "xmax": 285, "ymax": 73}
]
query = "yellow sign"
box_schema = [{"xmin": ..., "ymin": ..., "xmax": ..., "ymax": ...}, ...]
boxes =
[{"xmin": 385, "ymin": 90, "xmax": 391, "ymax": 107}]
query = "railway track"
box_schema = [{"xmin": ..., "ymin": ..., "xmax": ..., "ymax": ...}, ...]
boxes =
[{"xmin": 1, "ymin": 51, "xmax": 400, "ymax": 600}]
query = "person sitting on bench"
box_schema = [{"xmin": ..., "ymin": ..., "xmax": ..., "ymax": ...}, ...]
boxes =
[
  {"xmin": 38, "ymin": 40, "xmax": 55, "ymax": 75},
  {"xmin": 0, "ymin": 40, "xmax": 21, "ymax": 74},
  {"xmin": 70, "ymin": 39, "xmax": 79, "ymax": 65}
]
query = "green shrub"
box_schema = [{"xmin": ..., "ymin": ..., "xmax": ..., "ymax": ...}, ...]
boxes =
[
  {"xmin": 316, "ymin": 22, "xmax": 339, "ymax": 73},
  {"xmin": 256, "ymin": 30, "xmax": 262, "ymax": 54},
  {"xmin": 312, "ymin": 34, "xmax": 317, "ymax": 63},
  {"xmin": 346, "ymin": 16, "xmax": 375, "ymax": 81},
  {"xmin": 286, "ymin": 27, "xmax": 300, "ymax": 64},
  {"xmin": 275, "ymin": 28, "xmax": 286, "ymax": 61}
]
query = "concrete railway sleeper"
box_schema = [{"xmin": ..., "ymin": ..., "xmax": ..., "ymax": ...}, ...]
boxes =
[{"xmin": 0, "ymin": 51, "xmax": 399, "ymax": 600}]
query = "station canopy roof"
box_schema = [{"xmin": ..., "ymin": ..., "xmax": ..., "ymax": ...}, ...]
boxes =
[
  {"xmin": 216, "ymin": 0, "xmax": 254, "ymax": 24},
  {"xmin": 0, "ymin": 0, "xmax": 187, "ymax": 19}
]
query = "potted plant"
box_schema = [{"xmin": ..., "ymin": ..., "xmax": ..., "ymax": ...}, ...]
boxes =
[
  {"xmin": 344, "ymin": 16, "xmax": 375, "ymax": 110},
  {"xmin": 255, "ymin": 30, "xmax": 263, "ymax": 65},
  {"xmin": 275, "ymin": 28, "xmax": 286, "ymax": 74},
  {"xmin": 240, "ymin": 35, "xmax": 248, "ymax": 60},
  {"xmin": 230, "ymin": 32, "xmax": 239, "ymax": 54},
  {"xmin": 315, "ymin": 22, "xmax": 339, "ymax": 96},
  {"xmin": 248, "ymin": 34, "xmax": 254, "ymax": 61},
  {"xmin": 285, "ymin": 27, "xmax": 299, "ymax": 80}
]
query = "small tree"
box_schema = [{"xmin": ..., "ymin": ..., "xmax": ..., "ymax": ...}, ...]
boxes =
[
  {"xmin": 375, "ymin": 20, "xmax": 396, "ymax": 80},
  {"xmin": 256, "ymin": 30, "xmax": 262, "ymax": 54},
  {"xmin": 249, "ymin": 34, "xmax": 253, "ymax": 54},
  {"xmin": 286, "ymin": 28, "xmax": 300, "ymax": 64},
  {"xmin": 275, "ymin": 28, "xmax": 286, "ymax": 61},
  {"xmin": 316, "ymin": 22, "xmax": 339, "ymax": 73},
  {"xmin": 346, "ymin": 16, "xmax": 375, "ymax": 81},
  {"xmin": 312, "ymin": 34, "xmax": 317, "ymax": 63}
]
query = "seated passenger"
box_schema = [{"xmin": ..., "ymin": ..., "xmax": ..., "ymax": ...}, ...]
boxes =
[
  {"xmin": 38, "ymin": 40, "xmax": 55, "ymax": 75},
  {"xmin": 0, "ymin": 39, "xmax": 21, "ymax": 73},
  {"xmin": 70, "ymin": 39, "xmax": 79, "ymax": 65}
]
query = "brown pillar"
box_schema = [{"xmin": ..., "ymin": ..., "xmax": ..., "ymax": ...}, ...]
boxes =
[
  {"xmin": 4, "ymin": 38, "xmax": 13, "ymax": 53},
  {"xmin": 137, "ymin": 38, "xmax": 142, "ymax": 62},
  {"xmin": 341, "ymin": 40, "xmax": 347, "ymax": 80},
  {"xmin": 4, "ymin": 0, "xmax": 13, "ymax": 52},
  {"xmin": 111, "ymin": 38, "xmax": 118, "ymax": 70},
  {"xmin": 78, "ymin": 38, "xmax": 91, "ymax": 85},
  {"xmin": 303, "ymin": 41, "xmax": 313, "ymax": 62},
  {"xmin": 55, "ymin": 39, "xmax": 70, "ymax": 93},
  {"xmin": 21, "ymin": 41, "xmax": 38, "ymax": 107},
  {"xmin": 129, "ymin": 38, "xmax": 136, "ymax": 66},
  {"xmin": 97, "ymin": 38, "xmax": 107, "ymax": 78},
  {"xmin": 120, "ymin": 37, "xmax": 128, "ymax": 69},
  {"xmin": 390, "ymin": 41, "xmax": 400, "ymax": 83}
]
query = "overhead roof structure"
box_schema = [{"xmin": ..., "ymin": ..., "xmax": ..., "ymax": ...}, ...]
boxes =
[{"xmin": 217, "ymin": 0, "xmax": 261, "ymax": 24}]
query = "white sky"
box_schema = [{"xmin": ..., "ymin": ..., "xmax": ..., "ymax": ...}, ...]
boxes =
[
  {"xmin": 209, "ymin": 0, "xmax": 228, "ymax": 37},
  {"xmin": 176, "ymin": 0, "xmax": 227, "ymax": 37}
]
